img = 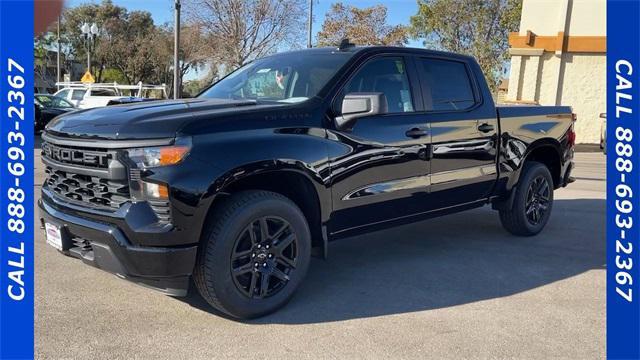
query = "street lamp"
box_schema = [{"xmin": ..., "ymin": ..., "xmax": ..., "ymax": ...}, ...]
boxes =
[
  {"xmin": 80, "ymin": 22, "xmax": 99, "ymax": 71},
  {"xmin": 174, "ymin": 0, "xmax": 181, "ymax": 99}
]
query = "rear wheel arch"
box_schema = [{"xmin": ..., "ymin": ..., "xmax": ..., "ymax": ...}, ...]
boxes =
[
  {"xmin": 495, "ymin": 140, "xmax": 562, "ymax": 211},
  {"xmin": 523, "ymin": 142, "xmax": 562, "ymax": 187}
]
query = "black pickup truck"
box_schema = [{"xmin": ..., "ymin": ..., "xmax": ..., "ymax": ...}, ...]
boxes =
[{"xmin": 39, "ymin": 44, "xmax": 575, "ymax": 319}]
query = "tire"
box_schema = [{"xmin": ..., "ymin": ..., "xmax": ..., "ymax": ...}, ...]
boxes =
[
  {"xmin": 499, "ymin": 162, "xmax": 554, "ymax": 236},
  {"xmin": 193, "ymin": 190, "xmax": 311, "ymax": 319}
]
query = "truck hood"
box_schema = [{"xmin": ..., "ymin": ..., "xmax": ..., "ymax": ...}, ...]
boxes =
[{"xmin": 45, "ymin": 98, "xmax": 268, "ymax": 140}]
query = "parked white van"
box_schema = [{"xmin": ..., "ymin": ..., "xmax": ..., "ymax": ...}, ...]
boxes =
[{"xmin": 54, "ymin": 82, "xmax": 168, "ymax": 109}]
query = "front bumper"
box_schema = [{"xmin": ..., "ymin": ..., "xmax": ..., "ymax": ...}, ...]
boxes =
[{"xmin": 38, "ymin": 191, "xmax": 198, "ymax": 296}]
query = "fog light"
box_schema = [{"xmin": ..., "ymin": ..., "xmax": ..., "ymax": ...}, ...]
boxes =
[
  {"xmin": 143, "ymin": 182, "xmax": 169, "ymax": 199},
  {"xmin": 131, "ymin": 180, "xmax": 169, "ymax": 201}
]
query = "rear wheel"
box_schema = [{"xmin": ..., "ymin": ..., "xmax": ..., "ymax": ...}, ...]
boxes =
[
  {"xmin": 193, "ymin": 191, "xmax": 311, "ymax": 319},
  {"xmin": 499, "ymin": 162, "xmax": 554, "ymax": 236}
]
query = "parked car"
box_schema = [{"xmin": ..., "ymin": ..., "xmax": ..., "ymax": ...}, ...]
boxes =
[
  {"xmin": 106, "ymin": 97, "xmax": 160, "ymax": 106},
  {"xmin": 54, "ymin": 82, "xmax": 167, "ymax": 109},
  {"xmin": 39, "ymin": 44, "xmax": 576, "ymax": 319},
  {"xmin": 599, "ymin": 112, "xmax": 607, "ymax": 154},
  {"xmin": 34, "ymin": 94, "xmax": 76, "ymax": 132}
]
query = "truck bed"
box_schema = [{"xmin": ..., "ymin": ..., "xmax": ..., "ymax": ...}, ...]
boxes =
[{"xmin": 497, "ymin": 104, "xmax": 573, "ymax": 119}]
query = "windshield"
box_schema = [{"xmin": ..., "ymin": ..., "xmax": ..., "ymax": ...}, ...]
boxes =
[
  {"xmin": 198, "ymin": 52, "xmax": 353, "ymax": 104},
  {"xmin": 35, "ymin": 95, "xmax": 75, "ymax": 109}
]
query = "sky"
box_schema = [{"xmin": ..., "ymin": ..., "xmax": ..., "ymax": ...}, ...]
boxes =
[{"xmin": 64, "ymin": 0, "xmax": 424, "ymax": 80}]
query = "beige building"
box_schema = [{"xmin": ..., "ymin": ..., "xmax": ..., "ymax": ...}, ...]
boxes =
[{"xmin": 506, "ymin": 0, "xmax": 606, "ymax": 144}]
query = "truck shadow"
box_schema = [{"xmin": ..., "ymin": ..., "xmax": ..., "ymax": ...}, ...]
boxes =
[{"xmin": 182, "ymin": 198, "xmax": 605, "ymax": 324}]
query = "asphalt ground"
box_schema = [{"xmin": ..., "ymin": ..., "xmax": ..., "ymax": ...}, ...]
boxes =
[{"xmin": 34, "ymin": 150, "xmax": 606, "ymax": 359}]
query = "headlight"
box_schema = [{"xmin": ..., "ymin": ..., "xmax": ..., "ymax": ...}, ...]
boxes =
[
  {"xmin": 126, "ymin": 138, "xmax": 191, "ymax": 204},
  {"xmin": 126, "ymin": 137, "xmax": 191, "ymax": 168}
]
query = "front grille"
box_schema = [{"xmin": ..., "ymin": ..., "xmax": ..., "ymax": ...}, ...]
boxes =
[
  {"xmin": 41, "ymin": 141, "xmax": 111, "ymax": 168},
  {"xmin": 42, "ymin": 138, "xmax": 171, "ymax": 223},
  {"xmin": 45, "ymin": 166, "xmax": 130, "ymax": 209}
]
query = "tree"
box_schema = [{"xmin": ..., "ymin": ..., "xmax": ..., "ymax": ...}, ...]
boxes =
[
  {"xmin": 409, "ymin": 0, "xmax": 522, "ymax": 90},
  {"xmin": 163, "ymin": 23, "xmax": 209, "ymax": 90},
  {"xmin": 182, "ymin": 77, "xmax": 214, "ymax": 98},
  {"xmin": 60, "ymin": 0, "xmax": 161, "ymax": 83},
  {"xmin": 145, "ymin": 24, "xmax": 209, "ymax": 97},
  {"xmin": 182, "ymin": 0, "xmax": 307, "ymax": 70},
  {"xmin": 100, "ymin": 67, "xmax": 129, "ymax": 83},
  {"xmin": 34, "ymin": 32, "xmax": 56, "ymax": 85},
  {"xmin": 316, "ymin": 3, "xmax": 407, "ymax": 47},
  {"xmin": 59, "ymin": 0, "xmax": 126, "ymax": 80}
]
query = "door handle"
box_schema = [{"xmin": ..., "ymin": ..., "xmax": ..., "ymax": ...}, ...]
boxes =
[
  {"xmin": 405, "ymin": 128, "xmax": 428, "ymax": 138},
  {"xmin": 477, "ymin": 123, "xmax": 494, "ymax": 133}
]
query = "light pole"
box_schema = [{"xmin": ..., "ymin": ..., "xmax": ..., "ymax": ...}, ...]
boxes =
[
  {"xmin": 80, "ymin": 22, "xmax": 99, "ymax": 72},
  {"xmin": 57, "ymin": 15, "xmax": 61, "ymax": 89},
  {"xmin": 307, "ymin": 0, "xmax": 313, "ymax": 48},
  {"xmin": 174, "ymin": 0, "xmax": 181, "ymax": 99}
]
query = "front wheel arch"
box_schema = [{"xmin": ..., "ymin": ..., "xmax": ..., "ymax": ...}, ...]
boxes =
[{"xmin": 199, "ymin": 166, "xmax": 328, "ymax": 258}]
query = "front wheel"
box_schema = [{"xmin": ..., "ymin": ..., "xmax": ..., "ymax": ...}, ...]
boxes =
[
  {"xmin": 499, "ymin": 162, "xmax": 554, "ymax": 236},
  {"xmin": 193, "ymin": 190, "xmax": 311, "ymax": 319}
]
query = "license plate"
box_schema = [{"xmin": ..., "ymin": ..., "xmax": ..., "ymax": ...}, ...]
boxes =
[{"xmin": 45, "ymin": 223, "xmax": 63, "ymax": 251}]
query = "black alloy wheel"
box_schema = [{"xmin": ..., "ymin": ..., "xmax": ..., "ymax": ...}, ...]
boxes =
[
  {"xmin": 230, "ymin": 216, "xmax": 298, "ymax": 299},
  {"xmin": 524, "ymin": 175, "xmax": 551, "ymax": 226},
  {"xmin": 498, "ymin": 161, "xmax": 554, "ymax": 236},
  {"xmin": 193, "ymin": 190, "xmax": 311, "ymax": 319}
]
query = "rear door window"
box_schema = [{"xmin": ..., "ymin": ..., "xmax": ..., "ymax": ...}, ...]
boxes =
[
  {"xmin": 71, "ymin": 89, "xmax": 87, "ymax": 100},
  {"xmin": 418, "ymin": 58, "xmax": 476, "ymax": 111}
]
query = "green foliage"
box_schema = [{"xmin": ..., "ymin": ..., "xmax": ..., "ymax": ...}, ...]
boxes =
[
  {"xmin": 99, "ymin": 68, "xmax": 129, "ymax": 84},
  {"xmin": 54, "ymin": 0, "xmax": 207, "ymax": 97},
  {"xmin": 182, "ymin": 78, "xmax": 213, "ymax": 98},
  {"xmin": 410, "ymin": 0, "xmax": 522, "ymax": 91},
  {"xmin": 317, "ymin": 3, "xmax": 407, "ymax": 47},
  {"xmin": 34, "ymin": 32, "xmax": 55, "ymax": 70},
  {"xmin": 60, "ymin": 0, "xmax": 159, "ymax": 83}
]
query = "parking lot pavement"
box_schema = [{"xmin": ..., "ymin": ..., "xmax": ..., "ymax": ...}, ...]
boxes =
[{"xmin": 34, "ymin": 151, "xmax": 605, "ymax": 359}]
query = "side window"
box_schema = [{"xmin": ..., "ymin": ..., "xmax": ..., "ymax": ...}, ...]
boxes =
[
  {"xmin": 419, "ymin": 58, "xmax": 476, "ymax": 111},
  {"xmin": 90, "ymin": 88, "xmax": 117, "ymax": 96},
  {"xmin": 342, "ymin": 57, "xmax": 414, "ymax": 113},
  {"xmin": 56, "ymin": 89, "xmax": 70, "ymax": 100},
  {"xmin": 71, "ymin": 89, "xmax": 87, "ymax": 100},
  {"xmin": 52, "ymin": 98, "xmax": 74, "ymax": 108}
]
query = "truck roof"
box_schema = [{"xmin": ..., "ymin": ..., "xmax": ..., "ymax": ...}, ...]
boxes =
[{"xmin": 268, "ymin": 45, "xmax": 476, "ymax": 63}]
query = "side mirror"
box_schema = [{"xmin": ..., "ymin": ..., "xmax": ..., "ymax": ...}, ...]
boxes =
[{"xmin": 335, "ymin": 92, "xmax": 388, "ymax": 129}]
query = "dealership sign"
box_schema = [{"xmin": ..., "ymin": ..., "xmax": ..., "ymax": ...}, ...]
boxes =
[
  {"xmin": 0, "ymin": 0, "xmax": 638, "ymax": 358},
  {"xmin": 607, "ymin": 0, "xmax": 640, "ymax": 358},
  {"xmin": 0, "ymin": 0, "xmax": 35, "ymax": 359}
]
